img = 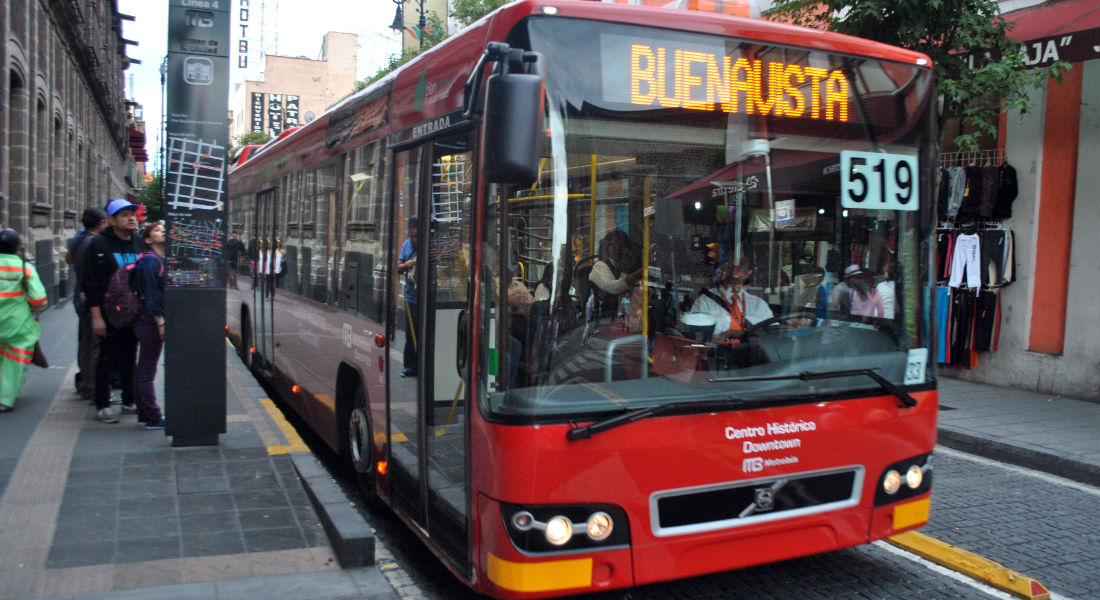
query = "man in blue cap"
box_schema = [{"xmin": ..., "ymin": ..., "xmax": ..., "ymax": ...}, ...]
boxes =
[{"xmin": 82, "ymin": 198, "xmax": 143, "ymax": 423}]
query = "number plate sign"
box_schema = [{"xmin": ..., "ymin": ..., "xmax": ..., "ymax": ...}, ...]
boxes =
[{"xmin": 840, "ymin": 151, "xmax": 919, "ymax": 211}]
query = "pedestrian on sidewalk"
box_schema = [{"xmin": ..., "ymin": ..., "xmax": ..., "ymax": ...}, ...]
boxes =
[
  {"xmin": 83, "ymin": 199, "xmax": 143, "ymax": 423},
  {"xmin": 0, "ymin": 228, "xmax": 48, "ymax": 412},
  {"xmin": 134, "ymin": 222, "xmax": 167, "ymax": 429},
  {"xmin": 68, "ymin": 207, "xmax": 108, "ymax": 400}
]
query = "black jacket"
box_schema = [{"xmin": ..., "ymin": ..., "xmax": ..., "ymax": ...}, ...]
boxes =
[{"xmin": 81, "ymin": 227, "xmax": 143, "ymax": 309}]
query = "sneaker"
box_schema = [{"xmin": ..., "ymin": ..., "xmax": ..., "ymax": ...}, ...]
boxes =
[
  {"xmin": 145, "ymin": 417, "xmax": 166, "ymax": 430},
  {"xmin": 120, "ymin": 403, "xmax": 138, "ymax": 414},
  {"xmin": 96, "ymin": 408, "xmax": 119, "ymax": 424}
]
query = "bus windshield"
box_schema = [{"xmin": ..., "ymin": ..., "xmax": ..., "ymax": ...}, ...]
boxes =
[{"xmin": 483, "ymin": 17, "xmax": 936, "ymax": 420}]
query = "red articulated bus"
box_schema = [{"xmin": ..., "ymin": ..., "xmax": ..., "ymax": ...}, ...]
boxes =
[{"xmin": 227, "ymin": 1, "xmax": 938, "ymax": 597}]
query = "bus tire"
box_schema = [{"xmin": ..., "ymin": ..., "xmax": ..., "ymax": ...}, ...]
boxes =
[
  {"xmin": 343, "ymin": 384, "xmax": 377, "ymax": 503},
  {"xmin": 239, "ymin": 308, "xmax": 253, "ymax": 369}
]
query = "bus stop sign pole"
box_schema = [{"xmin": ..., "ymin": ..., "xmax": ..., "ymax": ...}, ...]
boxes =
[{"xmin": 163, "ymin": 0, "xmax": 230, "ymax": 446}]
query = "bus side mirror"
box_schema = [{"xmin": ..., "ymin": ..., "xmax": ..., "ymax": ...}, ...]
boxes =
[{"xmin": 482, "ymin": 71, "xmax": 544, "ymax": 185}]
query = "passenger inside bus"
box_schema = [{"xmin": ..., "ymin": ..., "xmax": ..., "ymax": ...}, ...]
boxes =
[{"xmin": 585, "ymin": 229, "xmax": 643, "ymax": 322}]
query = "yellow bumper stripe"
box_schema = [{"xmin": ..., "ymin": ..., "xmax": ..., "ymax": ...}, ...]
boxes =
[
  {"xmin": 487, "ymin": 552, "xmax": 592, "ymax": 593},
  {"xmin": 892, "ymin": 497, "xmax": 931, "ymax": 530}
]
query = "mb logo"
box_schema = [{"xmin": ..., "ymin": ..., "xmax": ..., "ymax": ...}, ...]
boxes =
[{"xmin": 742, "ymin": 457, "xmax": 763, "ymax": 473}]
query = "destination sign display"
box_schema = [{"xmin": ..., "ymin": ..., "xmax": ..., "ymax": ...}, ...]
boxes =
[{"xmin": 601, "ymin": 33, "xmax": 850, "ymax": 122}]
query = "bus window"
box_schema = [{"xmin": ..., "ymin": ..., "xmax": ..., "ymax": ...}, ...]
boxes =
[
  {"xmin": 344, "ymin": 142, "xmax": 388, "ymax": 321},
  {"xmin": 479, "ymin": 17, "xmax": 934, "ymax": 418},
  {"xmin": 305, "ymin": 163, "xmax": 340, "ymax": 302}
]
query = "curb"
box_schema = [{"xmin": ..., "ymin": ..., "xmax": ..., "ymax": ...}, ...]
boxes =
[
  {"xmin": 291, "ymin": 453, "xmax": 376, "ymax": 568},
  {"xmin": 887, "ymin": 531, "xmax": 1050, "ymax": 600},
  {"xmin": 937, "ymin": 428, "xmax": 1100, "ymax": 486}
]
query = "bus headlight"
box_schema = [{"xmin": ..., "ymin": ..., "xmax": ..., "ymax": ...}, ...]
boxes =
[
  {"xmin": 511, "ymin": 511, "xmax": 535, "ymax": 531},
  {"xmin": 906, "ymin": 465, "xmax": 924, "ymax": 489},
  {"xmin": 545, "ymin": 516, "xmax": 573, "ymax": 545},
  {"xmin": 883, "ymin": 470, "xmax": 902, "ymax": 495},
  {"xmin": 586, "ymin": 512, "xmax": 614, "ymax": 541},
  {"xmin": 501, "ymin": 502, "xmax": 630, "ymax": 553},
  {"xmin": 874, "ymin": 454, "xmax": 933, "ymax": 507}
]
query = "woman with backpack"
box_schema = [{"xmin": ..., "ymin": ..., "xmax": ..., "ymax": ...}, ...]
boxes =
[
  {"xmin": 0, "ymin": 229, "xmax": 48, "ymax": 413},
  {"xmin": 133, "ymin": 222, "xmax": 167, "ymax": 429}
]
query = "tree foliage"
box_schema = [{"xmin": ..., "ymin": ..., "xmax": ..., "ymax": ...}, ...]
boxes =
[
  {"xmin": 139, "ymin": 172, "xmax": 164, "ymax": 223},
  {"xmin": 354, "ymin": 13, "xmax": 450, "ymax": 92},
  {"xmin": 451, "ymin": 0, "xmax": 510, "ymax": 26},
  {"xmin": 765, "ymin": 0, "xmax": 1065, "ymax": 151},
  {"xmin": 229, "ymin": 131, "xmax": 271, "ymax": 161}
]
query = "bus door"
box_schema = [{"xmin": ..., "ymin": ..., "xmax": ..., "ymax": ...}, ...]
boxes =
[
  {"xmin": 253, "ymin": 187, "xmax": 278, "ymax": 371},
  {"xmin": 388, "ymin": 134, "xmax": 473, "ymax": 574}
]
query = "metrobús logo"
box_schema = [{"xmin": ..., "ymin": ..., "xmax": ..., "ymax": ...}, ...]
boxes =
[
  {"xmin": 342, "ymin": 323, "xmax": 373, "ymax": 351},
  {"xmin": 726, "ymin": 420, "xmax": 815, "ymax": 472}
]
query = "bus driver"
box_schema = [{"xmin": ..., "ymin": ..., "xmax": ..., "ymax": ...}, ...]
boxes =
[{"xmin": 691, "ymin": 254, "xmax": 772, "ymax": 342}]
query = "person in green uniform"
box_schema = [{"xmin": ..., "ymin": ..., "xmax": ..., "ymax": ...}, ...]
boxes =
[{"xmin": 0, "ymin": 229, "xmax": 48, "ymax": 412}]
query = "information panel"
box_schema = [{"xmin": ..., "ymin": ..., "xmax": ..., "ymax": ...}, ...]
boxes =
[{"xmin": 165, "ymin": 0, "xmax": 229, "ymax": 446}]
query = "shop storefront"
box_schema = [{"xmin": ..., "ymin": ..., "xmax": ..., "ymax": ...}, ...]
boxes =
[{"xmin": 939, "ymin": 0, "xmax": 1098, "ymax": 399}]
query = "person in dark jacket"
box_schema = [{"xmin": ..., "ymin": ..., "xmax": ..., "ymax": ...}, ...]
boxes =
[
  {"xmin": 133, "ymin": 222, "xmax": 167, "ymax": 429},
  {"xmin": 82, "ymin": 199, "xmax": 143, "ymax": 423},
  {"xmin": 66, "ymin": 207, "xmax": 108, "ymax": 400}
]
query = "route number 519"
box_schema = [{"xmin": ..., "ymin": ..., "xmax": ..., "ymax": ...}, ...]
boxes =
[{"xmin": 840, "ymin": 151, "xmax": 919, "ymax": 211}]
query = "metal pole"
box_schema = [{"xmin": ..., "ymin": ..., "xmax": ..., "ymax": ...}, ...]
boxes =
[{"xmin": 418, "ymin": 0, "xmax": 426, "ymax": 49}]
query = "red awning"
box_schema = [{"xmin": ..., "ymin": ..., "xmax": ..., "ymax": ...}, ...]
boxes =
[
  {"xmin": 1003, "ymin": 0, "xmax": 1100, "ymax": 65},
  {"xmin": 1005, "ymin": 0, "xmax": 1098, "ymax": 41},
  {"xmin": 128, "ymin": 126, "xmax": 147, "ymax": 162}
]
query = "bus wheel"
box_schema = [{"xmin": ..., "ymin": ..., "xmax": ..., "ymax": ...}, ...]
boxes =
[
  {"xmin": 345, "ymin": 385, "xmax": 377, "ymax": 503},
  {"xmin": 239, "ymin": 310, "xmax": 253, "ymax": 369}
]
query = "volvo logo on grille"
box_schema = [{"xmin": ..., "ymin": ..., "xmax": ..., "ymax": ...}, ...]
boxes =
[
  {"xmin": 738, "ymin": 478, "xmax": 788, "ymax": 518},
  {"xmin": 754, "ymin": 487, "xmax": 775, "ymax": 511}
]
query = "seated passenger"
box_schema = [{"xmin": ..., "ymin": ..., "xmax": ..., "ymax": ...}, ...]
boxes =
[
  {"xmin": 587, "ymin": 230, "xmax": 642, "ymax": 321},
  {"xmin": 690, "ymin": 255, "xmax": 773, "ymax": 342}
]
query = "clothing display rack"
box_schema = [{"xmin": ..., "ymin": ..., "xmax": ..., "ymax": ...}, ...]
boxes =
[
  {"xmin": 940, "ymin": 149, "xmax": 1003, "ymax": 167},
  {"xmin": 935, "ymin": 148, "xmax": 1018, "ymax": 369}
]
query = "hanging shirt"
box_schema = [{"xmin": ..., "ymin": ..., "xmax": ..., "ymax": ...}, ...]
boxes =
[{"xmin": 948, "ymin": 233, "xmax": 981, "ymax": 289}]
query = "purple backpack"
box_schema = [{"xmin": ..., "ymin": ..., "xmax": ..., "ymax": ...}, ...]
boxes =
[{"xmin": 103, "ymin": 252, "xmax": 161, "ymax": 329}]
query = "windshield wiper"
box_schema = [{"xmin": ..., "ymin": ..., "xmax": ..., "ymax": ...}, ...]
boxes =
[
  {"xmin": 565, "ymin": 369, "xmax": 916, "ymax": 442},
  {"xmin": 567, "ymin": 397, "xmax": 751, "ymax": 442},
  {"xmin": 709, "ymin": 368, "xmax": 918, "ymax": 408}
]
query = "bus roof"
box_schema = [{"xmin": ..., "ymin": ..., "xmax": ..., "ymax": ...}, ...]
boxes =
[{"xmin": 231, "ymin": 0, "xmax": 932, "ymax": 184}]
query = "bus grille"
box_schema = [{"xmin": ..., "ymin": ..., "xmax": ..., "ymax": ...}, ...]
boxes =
[{"xmin": 650, "ymin": 466, "xmax": 864, "ymax": 537}]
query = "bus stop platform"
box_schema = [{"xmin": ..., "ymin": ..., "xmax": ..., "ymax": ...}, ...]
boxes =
[
  {"xmin": 0, "ymin": 305, "xmax": 396, "ymax": 600},
  {"xmin": 0, "ymin": 304, "xmax": 1095, "ymax": 599}
]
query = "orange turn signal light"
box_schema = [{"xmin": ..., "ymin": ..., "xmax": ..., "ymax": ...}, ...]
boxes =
[{"xmin": 291, "ymin": 384, "xmax": 301, "ymax": 394}]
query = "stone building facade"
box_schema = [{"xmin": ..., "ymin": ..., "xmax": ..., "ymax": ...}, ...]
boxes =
[{"xmin": 1, "ymin": 0, "xmax": 140, "ymax": 304}]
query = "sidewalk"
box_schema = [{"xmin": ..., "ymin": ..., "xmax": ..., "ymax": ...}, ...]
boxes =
[
  {"xmin": 0, "ymin": 304, "xmax": 396, "ymax": 600},
  {"xmin": 1, "ymin": 305, "xmax": 1096, "ymax": 600},
  {"xmin": 936, "ymin": 376, "xmax": 1099, "ymax": 485}
]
